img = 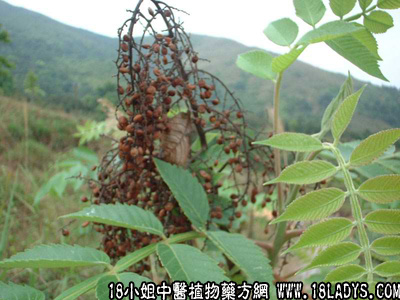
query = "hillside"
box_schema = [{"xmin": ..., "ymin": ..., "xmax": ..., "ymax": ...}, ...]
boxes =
[{"xmin": 1, "ymin": 0, "xmax": 399, "ymax": 137}]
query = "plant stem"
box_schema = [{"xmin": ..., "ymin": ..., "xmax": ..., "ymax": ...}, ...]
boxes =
[
  {"xmin": 273, "ymin": 72, "xmax": 284, "ymax": 215},
  {"xmin": 330, "ymin": 145, "xmax": 374, "ymax": 283},
  {"xmin": 344, "ymin": 5, "xmax": 377, "ymax": 21}
]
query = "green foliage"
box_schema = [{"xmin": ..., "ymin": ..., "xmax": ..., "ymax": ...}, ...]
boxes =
[
  {"xmin": 271, "ymin": 47, "xmax": 305, "ymax": 73},
  {"xmin": 302, "ymin": 242, "xmax": 362, "ymax": 272},
  {"xmin": 271, "ymin": 188, "xmax": 346, "ymax": 222},
  {"xmin": 253, "ymin": 132, "xmax": 323, "ymax": 152},
  {"xmin": 324, "ymin": 265, "xmax": 366, "ymax": 282},
  {"xmin": 350, "ymin": 129, "xmax": 400, "ymax": 166},
  {"xmin": 265, "ymin": 160, "xmax": 338, "ymax": 185},
  {"xmin": 294, "ymin": 0, "xmax": 326, "ymax": 26},
  {"xmin": 378, "ymin": 0, "xmax": 400, "ymax": 9},
  {"xmin": 358, "ymin": 175, "xmax": 400, "ymax": 203},
  {"xmin": 236, "ymin": 50, "xmax": 276, "ymax": 80},
  {"xmin": 24, "ymin": 70, "xmax": 45, "ymax": 101},
  {"xmin": 61, "ymin": 204, "xmax": 165, "ymax": 237},
  {"xmin": 0, "ymin": 244, "xmax": 110, "ymax": 269},
  {"xmin": 287, "ymin": 218, "xmax": 354, "ymax": 251},
  {"xmin": 34, "ymin": 147, "xmax": 98, "ymax": 205},
  {"xmin": 374, "ymin": 261, "xmax": 400, "ymax": 277},
  {"xmin": 363, "ymin": 10, "xmax": 394, "ymax": 33},
  {"xmin": 205, "ymin": 231, "xmax": 273, "ymax": 283},
  {"xmin": 157, "ymin": 243, "xmax": 229, "ymax": 283},
  {"xmin": 329, "ymin": 0, "xmax": 357, "ymax": 17},
  {"xmin": 364, "ymin": 209, "xmax": 400, "ymax": 234},
  {"xmin": 370, "ymin": 236, "xmax": 400, "ymax": 255},
  {"xmin": 264, "ymin": 18, "xmax": 299, "ymax": 46},
  {"xmin": 332, "ymin": 86, "xmax": 365, "ymax": 143},
  {"xmin": 54, "ymin": 274, "xmax": 104, "ymax": 300},
  {"xmin": 0, "ymin": 282, "xmax": 45, "ymax": 300},
  {"xmin": 154, "ymin": 158, "xmax": 210, "ymax": 230}
]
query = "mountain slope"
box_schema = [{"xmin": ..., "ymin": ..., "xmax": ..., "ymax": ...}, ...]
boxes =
[{"xmin": 0, "ymin": 0, "xmax": 399, "ymax": 136}]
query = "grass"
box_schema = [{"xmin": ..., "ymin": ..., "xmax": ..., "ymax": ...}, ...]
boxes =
[{"xmin": 0, "ymin": 96, "xmax": 104, "ymax": 298}]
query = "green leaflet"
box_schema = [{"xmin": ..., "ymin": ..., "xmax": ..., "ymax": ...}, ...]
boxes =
[
  {"xmin": 96, "ymin": 273, "xmax": 153, "ymax": 300},
  {"xmin": 332, "ymin": 86, "xmax": 365, "ymax": 143},
  {"xmin": 359, "ymin": 0, "xmax": 373, "ymax": 10},
  {"xmin": 0, "ymin": 244, "xmax": 110, "ymax": 269},
  {"xmin": 364, "ymin": 10, "xmax": 394, "ymax": 34},
  {"xmin": 254, "ymin": 132, "xmax": 323, "ymax": 152},
  {"xmin": 371, "ymin": 236, "xmax": 400, "ymax": 256},
  {"xmin": 157, "ymin": 244, "xmax": 229, "ymax": 283},
  {"xmin": 350, "ymin": 129, "xmax": 400, "ymax": 167},
  {"xmin": 358, "ymin": 175, "xmax": 400, "ymax": 203},
  {"xmin": 324, "ymin": 265, "xmax": 366, "ymax": 282},
  {"xmin": 265, "ymin": 160, "xmax": 338, "ymax": 185},
  {"xmin": 320, "ymin": 73, "xmax": 353, "ymax": 137},
  {"xmin": 114, "ymin": 244, "xmax": 158, "ymax": 273},
  {"xmin": 154, "ymin": 159, "xmax": 210, "ymax": 230},
  {"xmin": 272, "ymin": 47, "xmax": 306, "ymax": 73},
  {"xmin": 61, "ymin": 203, "xmax": 164, "ymax": 236},
  {"xmin": 236, "ymin": 50, "xmax": 277, "ymax": 80},
  {"xmin": 374, "ymin": 261, "xmax": 400, "ymax": 277},
  {"xmin": 264, "ymin": 18, "xmax": 299, "ymax": 46},
  {"xmin": 297, "ymin": 21, "xmax": 363, "ymax": 45},
  {"xmin": 205, "ymin": 231, "xmax": 273, "ymax": 283},
  {"xmin": 0, "ymin": 282, "xmax": 45, "ymax": 300},
  {"xmin": 54, "ymin": 274, "xmax": 104, "ymax": 300},
  {"xmin": 378, "ymin": 0, "xmax": 400, "ymax": 9},
  {"xmin": 271, "ymin": 188, "xmax": 346, "ymax": 224},
  {"xmin": 287, "ymin": 218, "xmax": 354, "ymax": 251},
  {"xmin": 300, "ymin": 242, "xmax": 362, "ymax": 272},
  {"xmin": 365, "ymin": 209, "xmax": 400, "ymax": 234},
  {"xmin": 294, "ymin": 0, "xmax": 326, "ymax": 26},
  {"xmin": 329, "ymin": 0, "xmax": 357, "ymax": 17},
  {"xmin": 326, "ymin": 28, "xmax": 387, "ymax": 81}
]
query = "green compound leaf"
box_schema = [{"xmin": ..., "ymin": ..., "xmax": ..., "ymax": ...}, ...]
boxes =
[
  {"xmin": 254, "ymin": 132, "xmax": 323, "ymax": 152},
  {"xmin": 272, "ymin": 47, "xmax": 306, "ymax": 73},
  {"xmin": 0, "ymin": 282, "xmax": 45, "ymax": 300},
  {"xmin": 271, "ymin": 188, "xmax": 346, "ymax": 224},
  {"xmin": 358, "ymin": 175, "xmax": 400, "ymax": 203},
  {"xmin": 332, "ymin": 86, "xmax": 366, "ymax": 142},
  {"xmin": 365, "ymin": 209, "xmax": 400, "ymax": 234},
  {"xmin": 300, "ymin": 242, "xmax": 362, "ymax": 272},
  {"xmin": 294, "ymin": 0, "xmax": 326, "ymax": 26},
  {"xmin": 96, "ymin": 273, "xmax": 153, "ymax": 300},
  {"xmin": 54, "ymin": 274, "xmax": 104, "ymax": 300},
  {"xmin": 236, "ymin": 50, "xmax": 276, "ymax": 80},
  {"xmin": 326, "ymin": 28, "xmax": 387, "ymax": 81},
  {"xmin": 329, "ymin": 0, "xmax": 357, "ymax": 17},
  {"xmin": 264, "ymin": 18, "xmax": 299, "ymax": 46},
  {"xmin": 287, "ymin": 218, "xmax": 354, "ymax": 251},
  {"xmin": 157, "ymin": 243, "xmax": 229, "ymax": 283},
  {"xmin": 325, "ymin": 265, "xmax": 367, "ymax": 282},
  {"xmin": 320, "ymin": 73, "xmax": 353, "ymax": 137},
  {"xmin": 155, "ymin": 158, "xmax": 209, "ymax": 230},
  {"xmin": 364, "ymin": 10, "xmax": 394, "ymax": 34},
  {"xmin": 61, "ymin": 203, "xmax": 164, "ymax": 236},
  {"xmin": 371, "ymin": 236, "xmax": 400, "ymax": 256},
  {"xmin": 378, "ymin": 0, "xmax": 400, "ymax": 9},
  {"xmin": 0, "ymin": 244, "xmax": 110, "ymax": 269},
  {"xmin": 350, "ymin": 129, "xmax": 400, "ymax": 167},
  {"xmin": 298, "ymin": 21, "xmax": 363, "ymax": 45},
  {"xmin": 359, "ymin": 0, "xmax": 373, "ymax": 10},
  {"xmin": 265, "ymin": 160, "xmax": 337, "ymax": 185},
  {"xmin": 374, "ymin": 261, "xmax": 400, "ymax": 277},
  {"xmin": 205, "ymin": 231, "xmax": 273, "ymax": 283}
]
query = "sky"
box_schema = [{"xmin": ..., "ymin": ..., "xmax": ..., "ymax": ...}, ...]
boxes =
[{"xmin": 3, "ymin": 0, "xmax": 400, "ymax": 88}]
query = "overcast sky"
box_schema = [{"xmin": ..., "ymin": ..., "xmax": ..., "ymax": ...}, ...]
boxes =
[{"xmin": 3, "ymin": 0, "xmax": 400, "ymax": 88}]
